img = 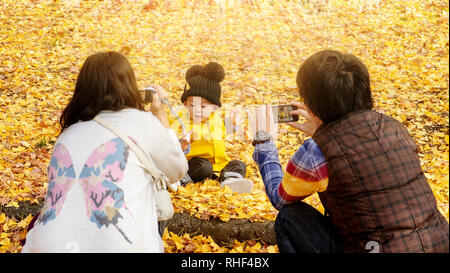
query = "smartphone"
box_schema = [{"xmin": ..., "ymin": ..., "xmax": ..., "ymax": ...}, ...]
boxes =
[{"xmin": 272, "ymin": 104, "xmax": 299, "ymax": 123}]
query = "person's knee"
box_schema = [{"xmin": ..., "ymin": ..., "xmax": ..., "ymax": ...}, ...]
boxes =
[
  {"xmin": 187, "ymin": 157, "xmax": 214, "ymax": 182},
  {"xmin": 274, "ymin": 204, "xmax": 302, "ymax": 252},
  {"xmin": 275, "ymin": 202, "xmax": 331, "ymax": 253},
  {"xmin": 275, "ymin": 202, "xmax": 316, "ymax": 231},
  {"xmin": 275, "ymin": 203, "xmax": 295, "ymax": 233}
]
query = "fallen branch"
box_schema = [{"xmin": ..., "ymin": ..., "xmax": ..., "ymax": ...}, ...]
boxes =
[
  {"xmin": 166, "ymin": 212, "xmax": 276, "ymax": 246},
  {"xmin": 0, "ymin": 200, "xmax": 44, "ymax": 220},
  {"xmin": 1, "ymin": 200, "xmax": 276, "ymax": 246}
]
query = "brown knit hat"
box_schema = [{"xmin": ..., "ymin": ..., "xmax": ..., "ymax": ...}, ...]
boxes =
[{"xmin": 181, "ymin": 62, "xmax": 225, "ymax": 107}]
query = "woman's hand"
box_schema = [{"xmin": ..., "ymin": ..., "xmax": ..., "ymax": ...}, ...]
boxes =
[
  {"xmin": 286, "ymin": 101, "xmax": 323, "ymax": 137},
  {"xmin": 148, "ymin": 84, "xmax": 170, "ymax": 128},
  {"xmin": 148, "ymin": 84, "xmax": 168, "ymax": 116}
]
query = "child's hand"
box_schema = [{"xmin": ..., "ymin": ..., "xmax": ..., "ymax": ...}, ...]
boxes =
[
  {"xmin": 180, "ymin": 139, "xmax": 190, "ymax": 151},
  {"xmin": 286, "ymin": 101, "xmax": 323, "ymax": 137},
  {"xmin": 180, "ymin": 130, "xmax": 193, "ymax": 151}
]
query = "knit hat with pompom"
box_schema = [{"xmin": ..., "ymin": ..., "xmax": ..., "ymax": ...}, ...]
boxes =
[{"xmin": 181, "ymin": 62, "xmax": 225, "ymax": 107}]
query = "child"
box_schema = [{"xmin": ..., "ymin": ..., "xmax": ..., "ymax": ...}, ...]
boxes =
[
  {"xmin": 172, "ymin": 62, "xmax": 253, "ymax": 194},
  {"xmin": 252, "ymin": 50, "xmax": 449, "ymax": 253}
]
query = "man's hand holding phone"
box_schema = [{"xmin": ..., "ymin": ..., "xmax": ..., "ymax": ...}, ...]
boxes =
[
  {"xmin": 272, "ymin": 104, "xmax": 299, "ymax": 123},
  {"xmin": 286, "ymin": 101, "xmax": 323, "ymax": 137},
  {"xmin": 250, "ymin": 101, "xmax": 324, "ymax": 143}
]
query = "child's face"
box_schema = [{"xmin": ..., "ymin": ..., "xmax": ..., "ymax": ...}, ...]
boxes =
[{"xmin": 184, "ymin": 96, "xmax": 219, "ymax": 122}]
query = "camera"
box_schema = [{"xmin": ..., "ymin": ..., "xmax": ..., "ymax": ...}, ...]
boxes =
[
  {"xmin": 139, "ymin": 87, "xmax": 155, "ymax": 103},
  {"xmin": 272, "ymin": 104, "xmax": 299, "ymax": 123}
]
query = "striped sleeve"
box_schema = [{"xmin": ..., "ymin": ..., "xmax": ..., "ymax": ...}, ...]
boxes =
[
  {"xmin": 278, "ymin": 139, "xmax": 328, "ymax": 204},
  {"xmin": 252, "ymin": 141, "xmax": 285, "ymax": 209},
  {"xmin": 253, "ymin": 138, "xmax": 328, "ymax": 210}
]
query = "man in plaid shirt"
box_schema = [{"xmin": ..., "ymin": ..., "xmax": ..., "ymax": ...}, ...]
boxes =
[{"xmin": 252, "ymin": 50, "xmax": 449, "ymax": 253}]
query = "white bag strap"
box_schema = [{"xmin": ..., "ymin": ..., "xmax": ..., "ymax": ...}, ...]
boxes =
[{"xmin": 93, "ymin": 116, "xmax": 168, "ymax": 190}]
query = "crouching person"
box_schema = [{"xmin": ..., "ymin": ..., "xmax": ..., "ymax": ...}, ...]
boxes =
[{"xmin": 252, "ymin": 50, "xmax": 449, "ymax": 253}]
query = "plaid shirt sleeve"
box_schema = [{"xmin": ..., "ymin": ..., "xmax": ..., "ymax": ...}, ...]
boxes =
[{"xmin": 253, "ymin": 138, "xmax": 328, "ymax": 210}]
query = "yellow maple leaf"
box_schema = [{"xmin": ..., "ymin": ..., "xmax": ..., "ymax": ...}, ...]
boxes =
[
  {"xmin": 0, "ymin": 238, "xmax": 11, "ymax": 249},
  {"xmin": 5, "ymin": 201, "xmax": 19, "ymax": 208},
  {"xmin": 0, "ymin": 213, "xmax": 6, "ymax": 224},
  {"xmin": 17, "ymin": 214, "xmax": 33, "ymax": 229}
]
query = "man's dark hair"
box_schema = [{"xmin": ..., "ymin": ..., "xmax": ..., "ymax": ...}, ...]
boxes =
[
  {"xmin": 296, "ymin": 50, "xmax": 373, "ymax": 123},
  {"xmin": 60, "ymin": 51, "xmax": 144, "ymax": 133}
]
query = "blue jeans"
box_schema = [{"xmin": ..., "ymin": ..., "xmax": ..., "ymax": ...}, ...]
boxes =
[{"xmin": 274, "ymin": 202, "xmax": 342, "ymax": 253}]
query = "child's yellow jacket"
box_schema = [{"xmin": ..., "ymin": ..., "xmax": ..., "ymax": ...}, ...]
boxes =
[{"xmin": 169, "ymin": 109, "xmax": 230, "ymax": 172}]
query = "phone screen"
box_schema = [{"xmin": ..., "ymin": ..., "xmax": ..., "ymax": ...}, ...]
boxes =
[{"xmin": 272, "ymin": 105, "xmax": 299, "ymax": 123}]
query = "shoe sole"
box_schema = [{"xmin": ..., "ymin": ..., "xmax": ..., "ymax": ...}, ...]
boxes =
[{"xmin": 220, "ymin": 179, "xmax": 254, "ymax": 194}]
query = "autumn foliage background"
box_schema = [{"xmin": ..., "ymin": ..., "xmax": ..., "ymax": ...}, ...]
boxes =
[{"xmin": 0, "ymin": 0, "xmax": 448, "ymax": 253}]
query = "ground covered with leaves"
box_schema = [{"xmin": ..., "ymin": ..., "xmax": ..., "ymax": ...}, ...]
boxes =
[{"xmin": 0, "ymin": 0, "xmax": 448, "ymax": 253}]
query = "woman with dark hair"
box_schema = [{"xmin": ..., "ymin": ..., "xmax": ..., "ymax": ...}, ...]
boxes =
[
  {"xmin": 252, "ymin": 50, "xmax": 449, "ymax": 253},
  {"xmin": 22, "ymin": 51, "xmax": 188, "ymax": 252}
]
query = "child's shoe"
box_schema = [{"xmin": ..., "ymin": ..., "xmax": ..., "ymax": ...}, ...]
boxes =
[{"xmin": 220, "ymin": 172, "xmax": 253, "ymax": 193}]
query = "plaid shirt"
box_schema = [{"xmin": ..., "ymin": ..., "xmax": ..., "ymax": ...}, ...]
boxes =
[
  {"xmin": 253, "ymin": 138, "xmax": 328, "ymax": 210},
  {"xmin": 313, "ymin": 110, "xmax": 449, "ymax": 253}
]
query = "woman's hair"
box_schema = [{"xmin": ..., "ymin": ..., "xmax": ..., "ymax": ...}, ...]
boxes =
[
  {"xmin": 296, "ymin": 50, "xmax": 373, "ymax": 123},
  {"xmin": 59, "ymin": 51, "xmax": 144, "ymax": 133}
]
